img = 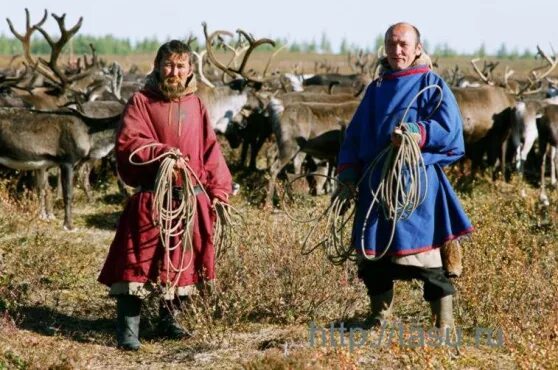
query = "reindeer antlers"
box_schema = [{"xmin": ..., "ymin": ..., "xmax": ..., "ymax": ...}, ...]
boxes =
[
  {"xmin": 6, "ymin": 9, "xmax": 96, "ymax": 90},
  {"xmin": 515, "ymin": 45, "xmax": 558, "ymax": 96},
  {"xmin": 470, "ymin": 58, "xmax": 495, "ymax": 85},
  {"xmin": 202, "ymin": 22, "xmax": 275, "ymax": 84},
  {"xmin": 6, "ymin": 9, "xmax": 48, "ymax": 70}
]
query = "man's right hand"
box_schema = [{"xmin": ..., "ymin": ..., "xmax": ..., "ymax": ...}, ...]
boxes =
[
  {"xmin": 332, "ymin": 166, "xmax": 358, "ymax": 215},
  {"xmin": 331, "ymin": 182, "xmax": 356, "ymax": 215},
  {"xmin": 172, "ymin": 156, "xmax": 189, "ymax": 182}
]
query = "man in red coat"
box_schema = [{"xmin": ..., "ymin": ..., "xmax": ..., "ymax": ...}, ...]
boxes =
[{"xmin": 98, "ymin": 40, "xmax": 232, "ymax": 350}]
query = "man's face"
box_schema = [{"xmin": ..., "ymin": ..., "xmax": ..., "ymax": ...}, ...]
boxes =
[
  {"xmin": 159, "ymin": 52, "xmax": 192, "ymax": 97},
  {"xmin": 385, "ymin": 25, "xmax": 422, "ymax": 71}
]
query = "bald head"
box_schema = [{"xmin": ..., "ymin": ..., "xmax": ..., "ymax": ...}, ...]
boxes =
[
  {"xmin": 384, "ymin": 22, "xmax": 423, "ymax": 71},
  {"xmin": 385, "ymin": 22, "xmax": 421, "ymax": 46}
]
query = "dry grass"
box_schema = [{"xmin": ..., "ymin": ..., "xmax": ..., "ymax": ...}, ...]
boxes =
[
  {"xmin": 0, "ymin": 51, "xmax": 557, "ymax": 369},
  {"xmin": 0, "ymin": 161, "xmax": 557, "ymax": 369}
]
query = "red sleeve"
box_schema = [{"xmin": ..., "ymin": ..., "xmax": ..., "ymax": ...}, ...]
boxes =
[
  {"xmin": 116, "ymin": 93, "xmax": 173, "ymax": 188},
  {"xmin": 200, "ymin": 101, "xmax": 232, "ymax": 202}
]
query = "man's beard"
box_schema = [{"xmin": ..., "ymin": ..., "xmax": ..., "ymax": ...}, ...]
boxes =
[{"xmin": 160, "ymin": 77, "xmax": 187, "ymax": 99}]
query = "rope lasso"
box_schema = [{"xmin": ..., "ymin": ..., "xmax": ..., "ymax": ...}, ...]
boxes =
[
  {"xmin": 281, "ymin": 83, "xmax": 443, "ymax": 265},
  {"xmin": 213, "ymin": 199, "xmax": 244, "ymax": 258},
  {"xmin": 279, "ymin": 173, "xmax": 357, "ymax": 265},
  {"xmin": 129, "ymin": 143, "xmax": 209, "ymax": 290},
  {"xmin": 129, "ymin": 143, "xmax": 240, "ymax": 289}
]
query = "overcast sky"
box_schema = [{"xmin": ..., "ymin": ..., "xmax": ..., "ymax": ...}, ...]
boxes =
[{"xmin": 1, "ymin": 0, "xmax": 556, "ymax": 54}]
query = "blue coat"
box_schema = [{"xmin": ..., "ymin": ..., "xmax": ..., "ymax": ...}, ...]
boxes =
[{"xmin": 338, "ymin": 65, "xmax": 473, "ymax": 256}]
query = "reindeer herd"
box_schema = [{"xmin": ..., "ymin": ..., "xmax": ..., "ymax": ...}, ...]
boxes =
[{"xmin": 1, "ymin": 9, "xmax": 558, "ymax": 230}]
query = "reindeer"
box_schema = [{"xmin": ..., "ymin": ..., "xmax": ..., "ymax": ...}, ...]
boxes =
[
  {"xmin": 0, "ymin": 107, "xmax": 120, "ymax": 230},
  {"xmin": 199, "ymin": 23, "xmax": 275, "ymax": 134},
  {"xmin": 537, "ymin": 104, "xmax": 558, "ymax": 206},
  {"xmin": 265, "ymin": 99, "xmax": 359, "ymax": 205},
  {"xmin": 69, "ymin": 100, "xmax": 127, "ymax": 200},
  {"xmin": 454, "ymin": 46, "xmax": 557, "ymax": 180},
  {"xmin": 302, "ymin": 73, "xmax": 370, "ymax": 96},
  {"xmin": 452, "ymin": 86, "xmax": 516, "ymax": 179},
  {"xmin": 224, "ymin": 90, "xmax": 361, "ymax": 170},
  {"xmin": 225, "ymin": 106, "xmax": 272, "ymax": 170},
  {"xmin": 507, "ymin": 46, "xmax": 557, "ymax": 185},
  {"xmin": 295, "ymin": 126, "xmax": 346, "ymax": 195}
]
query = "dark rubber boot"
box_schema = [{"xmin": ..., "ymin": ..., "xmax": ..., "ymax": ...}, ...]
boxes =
[
  {"xmin": 158, "ymin": 298, "xmax": 190, "ymax": 339},
  {"xmin": 365, "ymin": 289, "xmax": 394, "ymax": 328},
  {"xmin": 116, "ymin": 295, "xmax": 141, "ymax": 351}
]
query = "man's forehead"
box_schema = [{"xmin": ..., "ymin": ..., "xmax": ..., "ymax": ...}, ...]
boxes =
[
  {"xmin": 164, "ymin": 53, "xmax": 190, "ymax": 63},
  {"xmin": 387, "ymin": 25, "xmax": 416, "ymax": 41}
]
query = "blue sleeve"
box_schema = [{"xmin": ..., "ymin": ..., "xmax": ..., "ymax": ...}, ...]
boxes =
[{"xmin": 418, "ymin": 76, "xmax": 465, "ymax": 167}]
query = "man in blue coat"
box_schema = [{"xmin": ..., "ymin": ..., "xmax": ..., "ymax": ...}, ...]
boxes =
[{"xmin": 335, "ymin": 22, "xmax": 473, "ymax": 331}]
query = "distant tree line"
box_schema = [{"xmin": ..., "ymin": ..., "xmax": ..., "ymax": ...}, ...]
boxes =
[
  {"xmin": 0, "ymin": 32, "xmax": 537, "ymax": 59},
  {"xmin": 289, "ymin": 33, "xmax": 536, "ymax": 59},
  {"xmin": 0, "ymin": 34, "xmax": 180, "ymax": 55}
]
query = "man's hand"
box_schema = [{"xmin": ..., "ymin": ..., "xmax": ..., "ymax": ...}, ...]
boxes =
[
  {"xmin": 172, "ymin": 155, "xmax": 189, "ymax": 182},
  {"xmin": 331, "ymin": 182, "xmax": 356, "ymax": 215},
  {"xmin": 391, "ymin": 122, "xmax": 422, "ymax": 147},
  {"xmin": 332, "ymin": 167, "xmax": 358, "ymax": 215},
  {"xmin": 391, "ymin": 127, "xmax": 404, "ymax": 147},
  {"xmin": 213, "ymin": 198, "xmax": 231, "ymax": 226}
]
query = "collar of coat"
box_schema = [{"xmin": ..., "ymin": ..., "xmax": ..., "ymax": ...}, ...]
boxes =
[{"xmin": 378, "ymin": 53, "xmax": 433, "ymax": 79}]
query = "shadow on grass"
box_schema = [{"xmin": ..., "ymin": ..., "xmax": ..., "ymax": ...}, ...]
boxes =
[
  {"xmin": 83, "ymin": 211, "xmax": 121, "ymax": 230},
  {"xmin": 16, "ymin": 303, "xmax": 190, "ymax": 345},
  {"xmin": 231, "ymin": 167, "xmax": 270, "ymax": 205},
  {"xmin": 17, "ymin": 305, "xmax": 114, "ymax": 344},
  {"xmin": 101, "ymin": 192, "xmax": 128, "ymax": 205}
]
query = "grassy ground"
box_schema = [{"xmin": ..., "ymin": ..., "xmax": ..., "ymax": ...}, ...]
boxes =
[
  {"xmin": 0, "ymin": 154, "xmax": 557, "ymax": 369},
  {"xmin": 0, "ymin": 51, "xmax": 557, "ymax": 369}
]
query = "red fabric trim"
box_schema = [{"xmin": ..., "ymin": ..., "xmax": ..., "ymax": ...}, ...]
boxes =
[
  {"xmin": 358, "ymin": 244, "xmax": 434, "ymax": 256},
  {"xmin": 418, "ymin": 123, "xmax": 426, "ymax": 148},
  {"xmin": 383, "ymin": 66, "xmax": 430, "ymax": 80},
  {"xmin": 442, "ymin": 226, "xmax": 475, "ymax": 242},
  {"xmin": 356, "ymin": 226, "xmax": 475, "ymax": 256}
]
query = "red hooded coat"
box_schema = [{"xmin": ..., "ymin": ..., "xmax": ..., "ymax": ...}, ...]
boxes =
[{"xmin": 98, "ymin": 82, "xmax": 232, "ymax": 290}]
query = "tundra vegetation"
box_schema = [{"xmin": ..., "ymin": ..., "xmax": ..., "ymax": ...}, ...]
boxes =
[
  {"xmin": 0, "ymin": 33, "xmax": 558, "ymax": 368},
  {"xmin": 0, "ymin": 141, "xmax": 557, "ymax": 369}
]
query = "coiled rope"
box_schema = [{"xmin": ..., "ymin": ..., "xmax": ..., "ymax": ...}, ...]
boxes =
[
  {"xmin": 129, "ymin": 143, "xmax": 241, "ymax": 291},
  {"xmin": 213, "ymin": 199, "xmax": 244, "ymax": 258},
  {"xmin": 129, "ymin": 143, "xmax": 241, "ymax": 277},
  {"xmin": 129, "ymin": 143, "xmax": 204, "ymax": 289},
  {"xmin": 282, "ymin": 83, "xmax": 443, "ymax": 265},
  {"xmin": 280, "ymin": 173, "xmax": 356, "ymax": 265}
]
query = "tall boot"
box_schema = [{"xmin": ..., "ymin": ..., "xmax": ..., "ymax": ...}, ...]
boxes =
[
  {"xmin": 365, "ymin": 289, "xmax": 394, "ymax": 328},
  {"xmin": 430, "ymin": 295, "xmax": 454, "ymax": 338},
  {"xmin": 158, "ymin": 298, "xmax": 190, "ymax": 339},
  {"xmin": 116, "ymin": 295, "xmax": 142, "ymax": 351}
]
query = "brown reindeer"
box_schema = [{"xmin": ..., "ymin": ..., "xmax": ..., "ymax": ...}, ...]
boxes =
[
  {"xmin": 0, "ymin": 107, "xmax": 120, "ymax": 230},
  {"xmin": 265, "ymin": 98, "xmax": 359, "ymax": 205},
  {"xmin": 536, "ymin": 104, "xmax": 558, "ymax": 206},
  {"xmin": 454, "ymin": 45, "xmax": 557, "ymax": 180},
  {"xmin": 452, "ymin": 86, "xmax": 516, "ymax": 179}
]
